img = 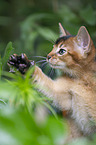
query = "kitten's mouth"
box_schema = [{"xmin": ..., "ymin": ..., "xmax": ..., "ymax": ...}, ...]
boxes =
[
  {"xmin": 50, "ymin": 64, "xmax": 58, "ymax": 68},
  {"xmin": 49, "ymin": 63, "xmax": 64, "ymax": 69},
  {"xmin": 47, "ymin": 59, "xmax": 66, "ymax": 69}
]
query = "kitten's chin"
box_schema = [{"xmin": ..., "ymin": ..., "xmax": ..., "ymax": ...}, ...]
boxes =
[
  {"xmin": 49, "ymin": 63, "xmax": 77, "ymax": 77},
  {"xmin": 50, "ymin": 64, "xmax": 63, "ymax": 69},
  {"xmin": 49, "ymin": 63, "xmax": 66, "ymax": 70},
  {"xmin": 48, "ymin": 60, "xmax": 67, "ymax": 69}
]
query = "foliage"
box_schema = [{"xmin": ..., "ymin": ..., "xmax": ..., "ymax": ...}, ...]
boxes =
[
  {"xmin": 0, "ymin": 107, "xmax": 67, "ymax": 145},
  {"xmin": 0, "ymin": 69, "xmax": 57, "ymax": 118},
  {"xmin": 0, "ymin": 42, "xmax": 13, "ymax": 78}
]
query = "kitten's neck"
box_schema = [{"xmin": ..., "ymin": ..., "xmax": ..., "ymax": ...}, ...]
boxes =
[{"xmin": 62, "ymin": 60, "xmax": 96, "ymax": 79}]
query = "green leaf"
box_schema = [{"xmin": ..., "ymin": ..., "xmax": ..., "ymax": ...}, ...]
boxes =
[
  {"xmin": 58, "ymin": 5, "xmax": 80, "ymax": 23},
  {"xmin": 37, "ymin": 26, "xmax": 58, "ymax": 42},
  {"xmin": 80, "ymin": 5, "xmax": 96, "ymax": 25},
  {"xmin": 2, "ymin": 42, "xmax": 14, "ymax": 69},
  {"xmin": 41, "ymin": 101, "xmax": 58, "ymax": 119},
  {"xmin": 2, "ymin": 71, "xmax": 17, "ymax": 79}
]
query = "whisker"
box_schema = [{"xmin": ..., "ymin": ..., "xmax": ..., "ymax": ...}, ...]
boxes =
[
  {"xmin": 41, "ymin": 62, "xmax": 48, "ymax": 68},
  {"xmin": 36, "ymin": 60, "xmax": 46, "ymax": 64},
  {"xmin": 49, "ymin": 67, "xmax": 54, "ymax": 77},
  {"xmin": 33, "ymin": 56, "xmax": 46, "ymax": 59}
]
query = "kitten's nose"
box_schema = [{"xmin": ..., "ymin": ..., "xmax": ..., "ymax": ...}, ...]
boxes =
[{"xmin": 47, "ymin": 55, "xmax": 51, "ymax": 60}]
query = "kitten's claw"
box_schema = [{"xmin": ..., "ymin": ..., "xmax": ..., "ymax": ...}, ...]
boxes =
[{"xmin": 8, "ymin": 53, "xmax": 35, "ymax": 74}]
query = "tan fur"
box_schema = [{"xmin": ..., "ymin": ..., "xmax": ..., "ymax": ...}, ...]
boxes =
[{"xmin": 33, "ymin": 26, "xmax": 96, "ymax": 142}]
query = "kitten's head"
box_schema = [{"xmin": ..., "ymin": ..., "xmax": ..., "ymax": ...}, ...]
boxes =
[{"xmin": 47, "ymin": 23, "xmax": 95, "ymax": 76}]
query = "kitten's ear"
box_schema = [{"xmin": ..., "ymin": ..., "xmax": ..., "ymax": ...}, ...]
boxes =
[
  {"xmin": 59, "ymin": 23, "xmax": 70, "ymax": 37},
  {"xmin": 76, "ymin": 26, "xmax": 91, "ymax": 57}
]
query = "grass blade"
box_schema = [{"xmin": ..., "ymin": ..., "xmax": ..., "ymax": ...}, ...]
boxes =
[{"xmin": 2, "ymin": 42, "xmax": 14, "ymax": 69}]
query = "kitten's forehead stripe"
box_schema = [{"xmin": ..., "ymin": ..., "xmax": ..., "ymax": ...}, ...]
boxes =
[{"xmin": 55, "ymin": 35, "xmax": 75, "ymax": 45}]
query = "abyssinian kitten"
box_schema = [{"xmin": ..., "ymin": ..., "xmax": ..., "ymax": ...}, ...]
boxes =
[{"xmin": 8, "ymin": 23, "xmax": 96, "ymax": 141}]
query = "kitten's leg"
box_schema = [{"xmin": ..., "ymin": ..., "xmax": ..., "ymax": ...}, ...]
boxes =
[{"xmin": 33, "ymin": 66, "xmax": 72, "ymax": 110}]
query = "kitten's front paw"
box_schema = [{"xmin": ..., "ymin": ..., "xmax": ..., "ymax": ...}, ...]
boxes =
[{"xmin": 8, "ymin": 53, "xmax": 35, "ymax": 74}]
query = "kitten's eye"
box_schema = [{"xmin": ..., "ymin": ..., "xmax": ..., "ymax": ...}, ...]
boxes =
[{"xmin": 58, "ymin": 49, "xmax": 66, "ymax": 55}]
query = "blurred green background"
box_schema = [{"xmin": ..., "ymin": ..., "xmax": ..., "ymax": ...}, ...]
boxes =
[
  {"xmin": 0, "ymin": 0, "xmax": 96, "ymax": 61},
  {"xmin": 0, "ymin": 0, "xmax": 96, "ymax": 145}
]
